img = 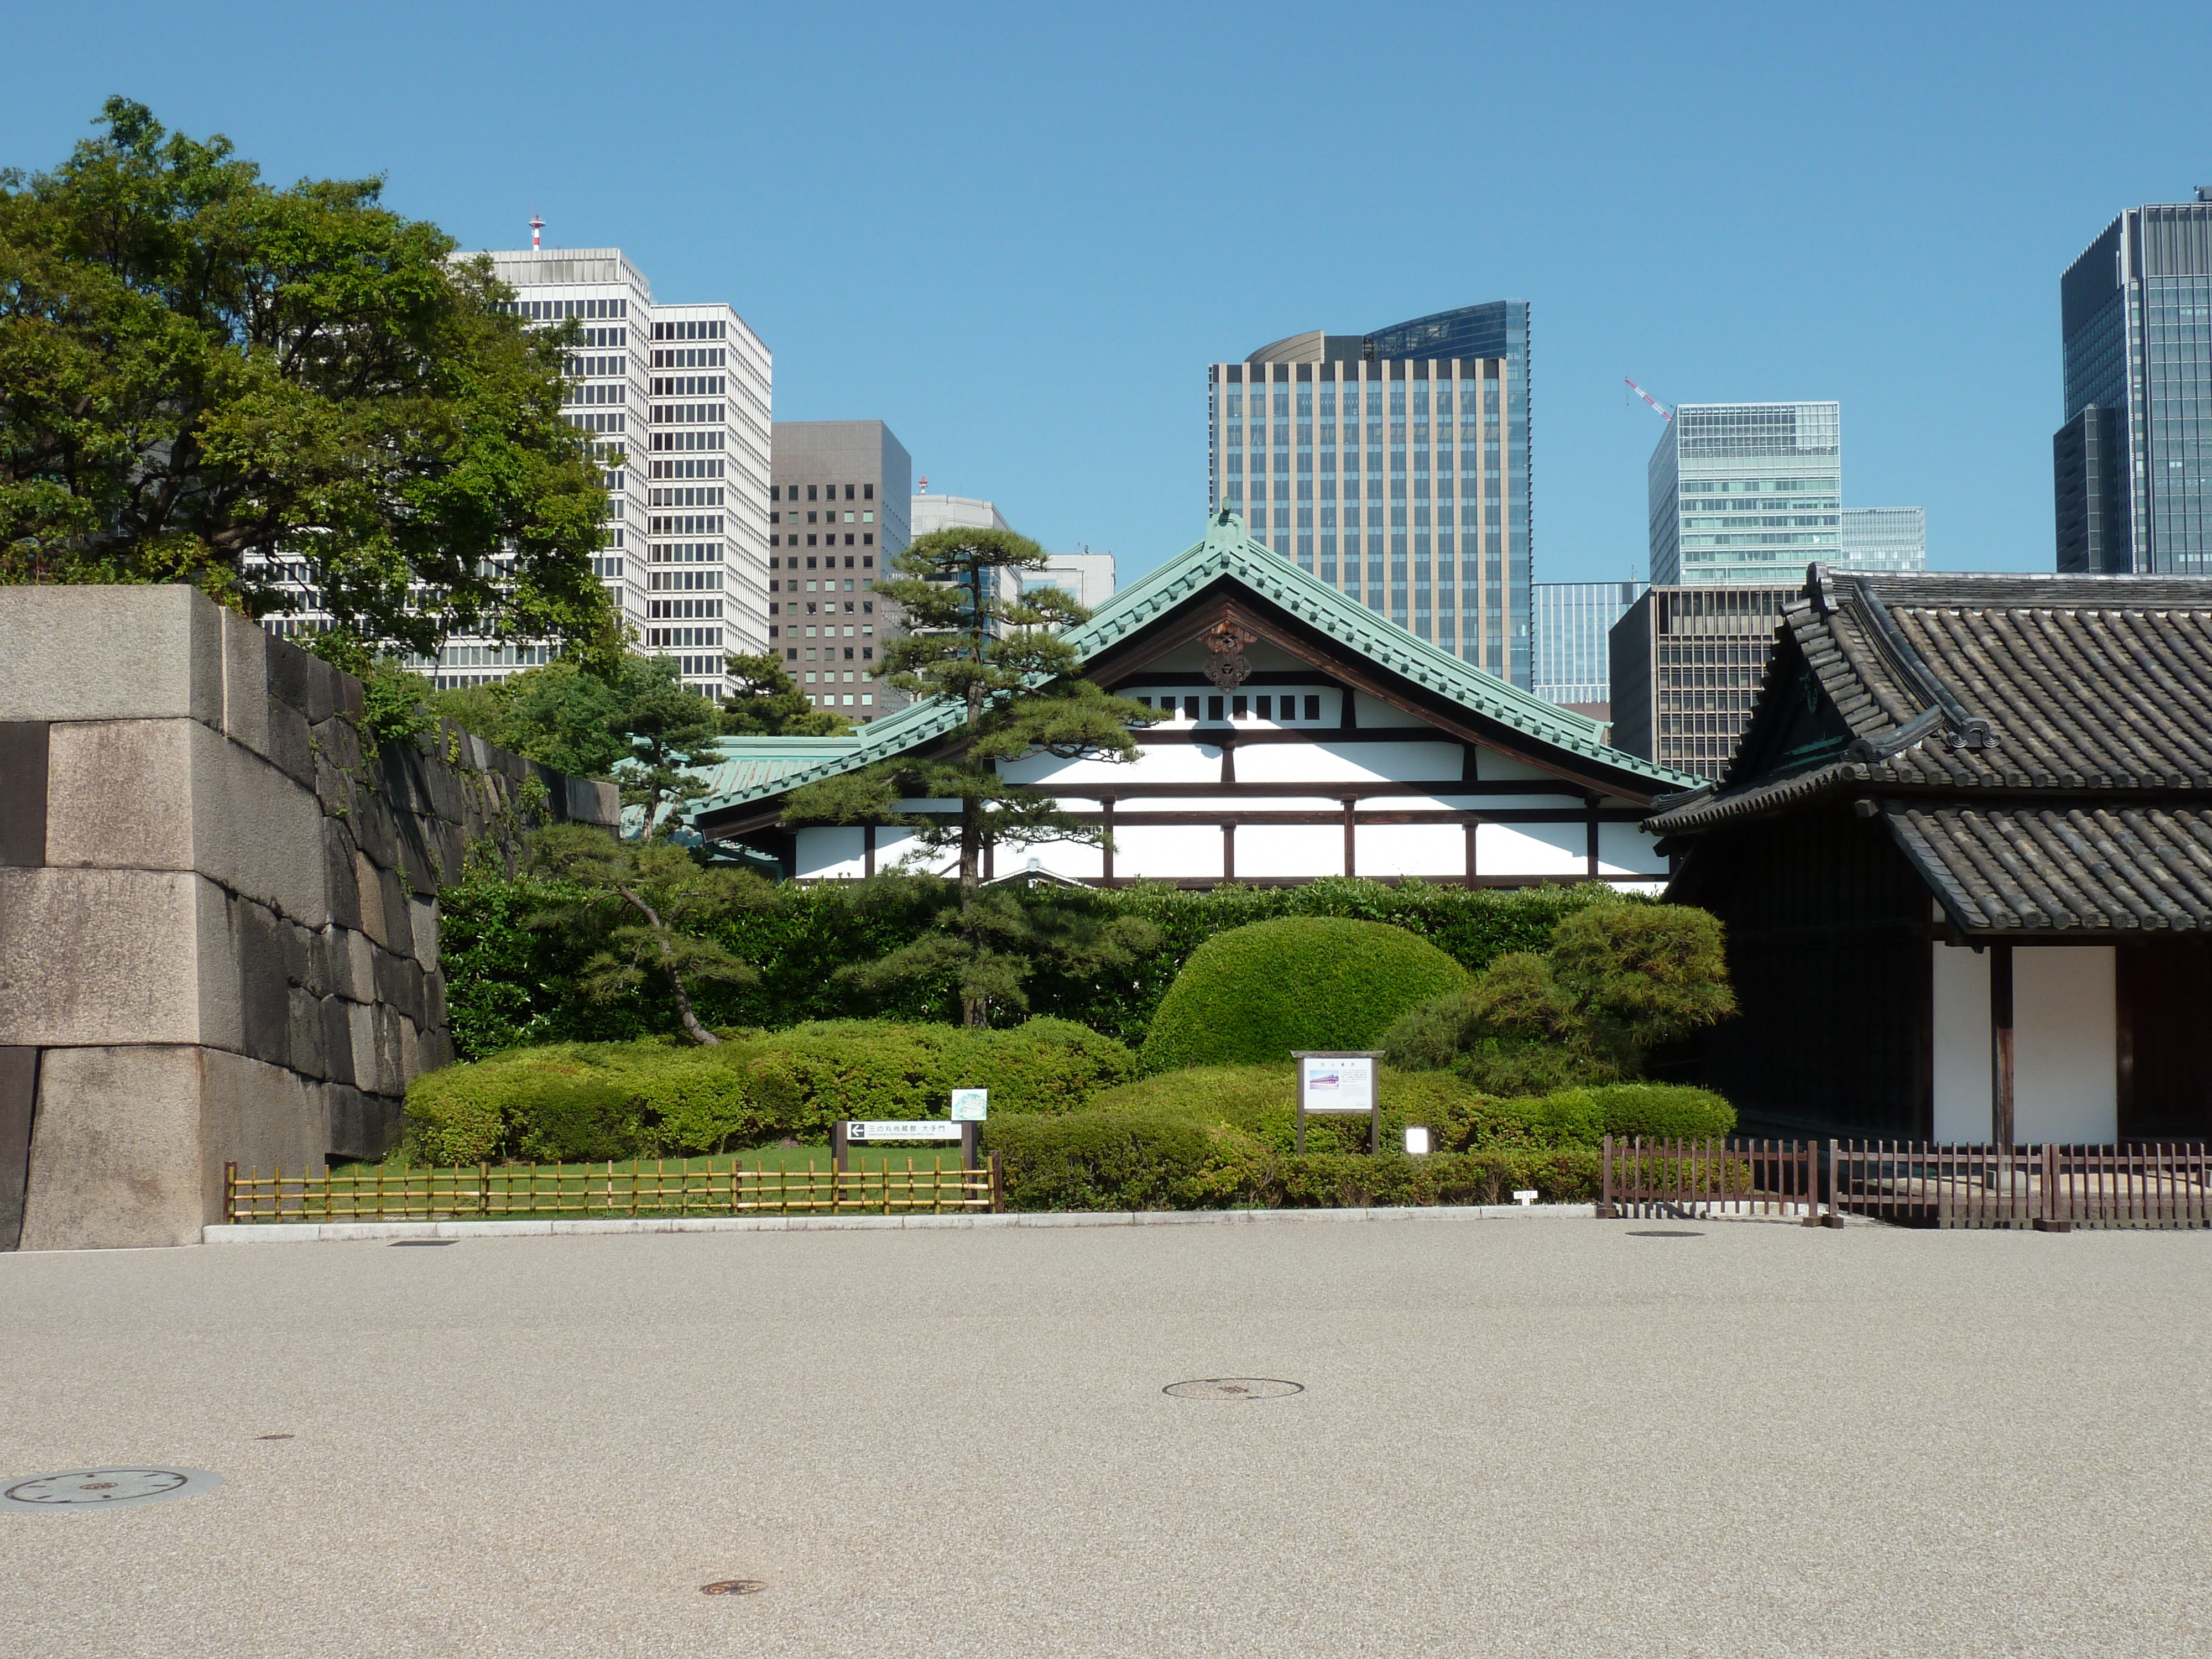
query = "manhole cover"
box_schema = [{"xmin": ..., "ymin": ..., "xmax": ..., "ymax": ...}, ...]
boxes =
[
  {"xmin": 1626, "ymin": 1230, "xmax": 1704, "ymax": 1237},
  {"xmin": 701, "ymin": 1580, "xmax": 766, "ymax": 1595},
  {"xmin": 1162, "ymin": 1378, "xmax": 1303, "ymax": 1400},
  {"xmin": 2, "ymin": 1468, "xmax": 222, "ymax": 1510}
]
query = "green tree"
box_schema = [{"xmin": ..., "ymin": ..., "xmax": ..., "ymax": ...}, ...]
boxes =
[
  {"xmin": 718, "ymin": 650, "xmax": 852, "ymax": 736},
  {"xmin": 783, "ymin": 525, "xmax": 1160, "ymax": 1024},
  {"xmin": 0, "ymin": 99, "xmax": 618, "ymax": 671},
  {"xmin": 525, "ymin": 823, "xmax": 761, "ymax": 1045}
]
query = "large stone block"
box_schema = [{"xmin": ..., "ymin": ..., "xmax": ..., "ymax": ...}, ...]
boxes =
[
  {"xmin": 354, "ymin": 849, "xmax": 389, "ymax": 946},
  {"xmin": 0, "ymin": 868, "xmax": 202, "ymax": 1046},
  {"xmin": 287, "ymin": 987, "xmax": 328, "ymax": 1079},
  {"xmin": 320, "ymin": 996, "xmax": 356, "ymax": 1087},
  {"xmin": 409, "ymin": 898, "xmax": 440, "ymax": 973},
  {"xmin": 217, "ymin": 607, "xmax": 270, "ymax": 759},
  {"xmin": 326, "ymin": 1083, "xmax": 401, "ymax": 1162},
  {"xmin": 265, "ymin": 634, "xmax": 342, "ymax": 724},
  {"xmin": 568, "ymin": 775, "xmax": 620, "ymax": 827},
  {"xmin": 45, "ymin": 719, "xmax": 327, "ymax": 927},
  {"xmin": 18, "ymin": 1046, "xmax": 205, "ymax": 1249},
  {"xmin": 1, "ymin": 1046, "xmax": 35, "ymax": 1250},
  {"xmin": 322, "ymin": 820, "xmax": 362, "ymax": 933},
  {"xmin": 379, "ymin": 865, "xmax": 416, "ymax": 956},
  {"xmin": 0, "ymin": 585, "xmax": 223, "ymax": 724}
]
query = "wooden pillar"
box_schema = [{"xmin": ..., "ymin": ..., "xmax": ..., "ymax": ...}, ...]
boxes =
[
  {"xmin": 831, "ymin": 1119, "xmax": 849, "ymax": 1174},
  {"xmin": 1585, "ymin": 796, "xmax": 1601, "ymax": 878},
  {"xmin": 1342, "ymin": 799, "xmax": 1357, "ymax": 877},
  {"xmin": 863, "ymin": 822, "xmax": 877, "ymax": 878},
  {"xmin": 1222, "ymin": 821, "xmax": 1235, "ymax": 881},
  {"xmin": 1991, "ymin": 942, "xmax": 2016, "ymax": 1149},
  {"xmin": 1463, "ymin": 818, "xmax": 1479, "ymax": 888},
  {"xmin": 1100, "ymin": 797, "xmax": 1115, "ymax": 884}
]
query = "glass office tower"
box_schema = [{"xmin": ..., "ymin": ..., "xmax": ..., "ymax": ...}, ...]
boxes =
[
  {"xmin": 1532, "ymin": 580, "xmax": 1644, "ymax": 714},
  {"xmin": 1839, "ymin": 507, "xmax": 1927, "ymax": 572},
  {"xmin": 2055, "ymin": 190, "xmax": 2212, "ymax": 573},
  {"xmin": 1208, "ymin": 301, "xmax": 1532, "ymax": 687},
  {"xmin": 1648, "ymin": 402, "xmax": 1840, "ymax": 585}
]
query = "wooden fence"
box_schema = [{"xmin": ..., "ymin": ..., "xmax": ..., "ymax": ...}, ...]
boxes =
[
  {"xmin": 1598, "ymin": 1137, "xmax": 1821, "ymax": 1221},
  {"xmin": 1829, "ymin": 1141, "xmax": 2212, "ymax": 1230},
  {"xmin": 225, "ymin": 1156, "xmax": 1003, "ymax": 1223}
]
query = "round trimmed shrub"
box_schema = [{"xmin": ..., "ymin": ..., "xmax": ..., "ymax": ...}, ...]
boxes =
[{"xmin": 1138, "ymin": 918, "xmax": 1469, "ymax": 1073}]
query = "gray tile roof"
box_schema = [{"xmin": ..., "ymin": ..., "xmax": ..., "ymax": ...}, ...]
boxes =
[
  {"xmin": 1649, "ymin": 565, "xmax": 2212, "ymax": 933},
  {"xmin": 688, "ymin": 509, "xmax": 1697, "ymax": 823}
]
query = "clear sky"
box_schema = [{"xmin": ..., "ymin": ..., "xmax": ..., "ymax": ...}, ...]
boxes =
[{"xmin": 5, "ymin": 1, "xmax": 2208, "ymax": 586}]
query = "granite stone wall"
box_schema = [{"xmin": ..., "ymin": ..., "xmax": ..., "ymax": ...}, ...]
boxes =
[{"xmin": 0, "ymin": 585, "xmax": 618, "ymax": 1249}]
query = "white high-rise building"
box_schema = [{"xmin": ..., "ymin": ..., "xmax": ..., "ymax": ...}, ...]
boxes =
[
  {"xmin": 251, "ymin": 242, "xmax": 771, "ymax": 700},
  {"xmin": 1647, "ymin": 402, "xmax": 1841, "ymax": 586},
  {"xmin": 1839, "ymin": 507, "xmax": 1927, "ymax": 572},
  {"xmin": 1029, "ymin": 549, "xmax": 1116, "ymax": 610}
]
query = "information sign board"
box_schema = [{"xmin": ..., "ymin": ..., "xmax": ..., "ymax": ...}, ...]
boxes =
[
  {"xmin": 1299, "ymin": 1055, "xmax": 1375, "ymax": 1113},
  {"xmin": 950, "ymin": 1089, "xmax": 989, "ymax": 1122},
  {"xmin": 846, "ymin": 1120, "xmax": 964, "ymax": 1141}
]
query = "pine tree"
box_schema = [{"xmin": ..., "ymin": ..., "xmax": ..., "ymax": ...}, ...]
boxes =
[{"xmin": 782, "ymin": 526, "xmax": 1160, "ymax": 1024}]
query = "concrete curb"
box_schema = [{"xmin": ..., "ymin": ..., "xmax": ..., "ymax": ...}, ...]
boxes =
[{"xmin": 204, "ymin": 1203, "xmax": 1599, "ymax": 1244}]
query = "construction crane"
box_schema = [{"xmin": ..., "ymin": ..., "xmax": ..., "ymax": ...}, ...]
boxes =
[{"xmin": 1624, "ymin": 377, "xmax": 1673, "ymax": 423}]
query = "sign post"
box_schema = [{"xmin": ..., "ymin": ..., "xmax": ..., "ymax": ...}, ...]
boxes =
[
  {"xmin": 951, "ymin": 1088, "xmax": 988, "ymax": 1172},
  {"xmin": 1290, "ymin": 1051, "xmax": 1385, "ymax": 1154}
]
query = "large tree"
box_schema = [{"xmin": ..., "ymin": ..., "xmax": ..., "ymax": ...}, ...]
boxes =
[
  {"xmin": 718, "ymin": 650, "xmax": 852, "ymax": 736},
  {"xmin": 782, "ymin": 525, "xmax": 1160, "ymax": 1024},
  {"xmin": 0, "ymin": 98, "xmax": 618, "ymax": 671}
]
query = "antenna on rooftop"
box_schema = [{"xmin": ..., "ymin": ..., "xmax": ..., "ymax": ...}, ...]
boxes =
[{"xmin": 529, "ymin": 211, "xmax": 545, "ymax": 250}]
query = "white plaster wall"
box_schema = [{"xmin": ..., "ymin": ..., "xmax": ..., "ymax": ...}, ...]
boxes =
[
  {"xmin": 1931, "ymin": 943, "xmax": 1990, "ymax": 1142},
  {"xmin": 1357, "ymin": 823, "xmax": 1465, "ymax": 877},
  {"xmin": 1240, "ymin": 740, "xmax": 1459, "ymax": 784},
  {"xmin": 2015, "ymin": 947, "xmax": 2117, "ymax": 1143},
  {"xmin": 1477, "ymin": 821, "xmax": 1585, "ymax": 877},
  {"xmin": 1352, "ymin": 691, "xmax": 1427, "ymax": 727},
  {"xmin": 1112, "ymin": 823, "xmax": 1222, "ymax": 880},
  {"xmin": 999, "ymin": 837, "xmax": 1106, "ymax": 881},
  {"xmin": 1597, "ymin": 821, "xmax": 1669, "ymax": 877},
  {"xmin": 1235, "ymin": 824, "xmax": 1346, "ymax": 879},
  {"xmin": 794, "ymin": 824, "xmax": 868, "ymax": 879},
  {"xmin": 1473, "ymin": 750, "xmax": 1560, "ymax": 782}
]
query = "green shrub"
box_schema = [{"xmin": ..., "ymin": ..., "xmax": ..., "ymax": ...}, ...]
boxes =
[
  {"xmin": 402, "ymin": 1018, "xmax": 1137, "ymax": 1164},
  {"xmin": 1553, "ymin": 1083, "xmax": 1735, "ymax": 1141},
  {"xmin": 1138, "ymin": 918, "xmax": 1469, "ymax": 1073},
  {"xmin": 1263, "ymin": 1147, "xmax": 1601, "ymax": 1208},
  {"xmin": 982, "ymin": 1111, "xmax": 1267, "ymax": 1212}
]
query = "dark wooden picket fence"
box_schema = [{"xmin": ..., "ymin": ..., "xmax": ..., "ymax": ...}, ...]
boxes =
[{"xmin": 1600, "ymin": 1138, "xmax": 2212, "ymax": 1230}]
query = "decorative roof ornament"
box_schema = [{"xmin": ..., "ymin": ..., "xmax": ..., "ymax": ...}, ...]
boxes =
[
  {"xmin": 1203, "ymin": 617, "xmax": 1257, "ymax": 691},
  {"xmin": 1203, "ymin": 506, "xmax": 1247, "ymax": 553}
]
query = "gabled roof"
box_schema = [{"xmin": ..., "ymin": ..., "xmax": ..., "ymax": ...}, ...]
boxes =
[
  {"xmin": 687, "ymin": 509, "xmax": 1696, "ymax": 823},
  {"xmin": 1650, "ymin": 565, "xmax": 2212, "ymax": 935},
  {"xmin": 1647, "ymin": 567, "xmax": 2212, "ymax": 836}
]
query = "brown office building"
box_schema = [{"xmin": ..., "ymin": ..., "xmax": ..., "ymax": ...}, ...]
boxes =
[{"xmin": 769, "ymin": 421, "xmax": 912, "ymax": 722}]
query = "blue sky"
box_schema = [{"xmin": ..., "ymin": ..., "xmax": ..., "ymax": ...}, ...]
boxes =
[{"xmin": 6, "ymin": 1, "xmax": 2208, "ymax": 585}]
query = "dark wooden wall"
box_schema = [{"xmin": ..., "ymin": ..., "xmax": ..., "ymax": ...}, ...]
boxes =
[
  {"xmin": 2119, "ymin": 940, "xmax": 2212, "ymax": 1141},
  {"xmin": 1677, "ymin": 808, "xmax": 1931, "ymax": 1139}
]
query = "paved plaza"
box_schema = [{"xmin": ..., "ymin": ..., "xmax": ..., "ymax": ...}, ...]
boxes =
[{"xmin": 6, "ymin": 1215, "xmax": 2210, "ymax": 1657}]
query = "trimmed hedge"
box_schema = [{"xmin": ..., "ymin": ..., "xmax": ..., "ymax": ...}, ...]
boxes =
[
  {"xmin": 1138, "ymin": 918, "xmax": 1469, "ymax": 1073},
  {"xmin": 403, "ymin": 1018, "xmax": 1135, "ymax": 1164},
  {"xmin": 439, "ymin": 870, "xmax": 1632, "ymax": 1058}
]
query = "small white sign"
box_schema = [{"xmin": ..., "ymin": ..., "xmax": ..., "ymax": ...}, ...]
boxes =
[
  {"xmin": 950, "ymin": 1089, "xmax": 989, "ymax": 1122},
  {"xmin": 846, "ymin": 1120, "xmax": 964, "ymax": 1141},
  {"xmin": 1404, "ymin": 1126, "xmax": 1432, "ymax": 1156},
  {"xmin": 1300, "ymin": 1055, "xmax": 1375, "ymax": 1113},
  {"xmin": 1513, "ymin": 1189, "xmax": 1538, "ymax": 1207}
]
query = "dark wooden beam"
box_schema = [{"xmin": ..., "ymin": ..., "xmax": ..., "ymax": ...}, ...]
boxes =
[{"xmin": 1991, "ymin": 942, "xmax": 2016, "ymax": 1149}]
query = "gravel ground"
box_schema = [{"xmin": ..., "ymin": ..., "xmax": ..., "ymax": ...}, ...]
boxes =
[{"xmin": 4, "ymin": 1215, "xmax": 2210, "ymax": 1657}]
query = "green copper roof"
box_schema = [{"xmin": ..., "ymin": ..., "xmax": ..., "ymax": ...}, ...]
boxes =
[{"xmin": 686, "ymin": 509, "xmax": 1698, "ymax": 821}]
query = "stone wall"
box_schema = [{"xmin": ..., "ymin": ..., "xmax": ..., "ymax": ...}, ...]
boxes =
[{"xmin": 0, "ymin": 585, "xmax": 618, "ymax": 1249}]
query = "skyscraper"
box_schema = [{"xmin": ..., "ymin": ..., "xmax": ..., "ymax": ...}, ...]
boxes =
[
  {"xmin": 248, "ymin": 243, "xmax": 773, "ymax": 700},
  {"xmin": 769, "ymin": 421, "xmax": 911, "ymax": 721},
  {"xmin": 1531, "ymin": 580, "xmax": 1643, "ymax": 718},
  {"xmin": 2055, "ymin": 189, "xmax": 2212, "ymax": 574},
  {"xmin": 1647, "ymin": 402, "xmax": 1840, "ymax": 585},
  {"xmin": 1839, "ymin": 507, "xmax": 1927, "ymax": 572},
  {"xmin": 1208, "ymin": 301, "xmax": 1532, "ymax": 687}
]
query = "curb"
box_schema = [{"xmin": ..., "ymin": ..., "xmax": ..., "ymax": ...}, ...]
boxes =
[{"xmin": 204, "ymin": 1203, "xmax": 1599, "ymax": 1244}]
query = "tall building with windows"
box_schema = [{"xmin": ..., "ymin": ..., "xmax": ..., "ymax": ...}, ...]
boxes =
[
  {"xmin": 1839, "ymin": 507, "xmax": 1927, "ymax": 572},
  {"xmin": 2055, "ymin": 189, "xmax": 2212, "ymax": 573},
  {"xmin": 249, "ymin": 244, "xmax": 771, "ymax": 700},
  {"xmin": 1609, "ymin": 585, "xmax": 1794, "ymax": 781},
  {"xmin": 1030, "ymin": 549, "xmax": 1116, "ymax": 610},
  {"xmin": 769, "ymin": 421, "xmax": 912, "ymax": 722},
  {"xmin": 1208, "ymin": 301, "xmax": 1532, "ymax": 687},
  {"xmin": 1531, "ymin": 580, "xmax": 1644, "ymax": 718},
  {"xmin": 1648, "ymin": 403, "xmax": 1840, "ymax": 585}
]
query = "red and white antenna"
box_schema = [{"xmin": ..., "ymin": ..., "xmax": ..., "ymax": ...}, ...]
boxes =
[
  {"xmin": 917, "ymin": 476, "xmax": 928, "ymax": 494},
  {"xmin": 529, "ymin": 211, "xmax": 545, "ymax": 250},
  {"xmin": 1624, "ymin": 376, "xmax": 1673, "ymax": 422}
]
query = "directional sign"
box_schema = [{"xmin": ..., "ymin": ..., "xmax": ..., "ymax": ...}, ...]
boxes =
[
  {"xmin": 846, "ymin": 1120, "xmax": 964, "ymax": 1141},
  {"xmin": 950, "ymin": 1089, "xmax": 989, "ymax": 1122}
]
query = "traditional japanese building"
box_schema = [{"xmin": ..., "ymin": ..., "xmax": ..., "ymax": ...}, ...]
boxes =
[
  {"xmin": 1647, "ymin": 566, "xmax": 2212, "ymax": 1145},
  {"xmin": 687, "ymin": 509, "xmax": 1693, "ymax": 888}
]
